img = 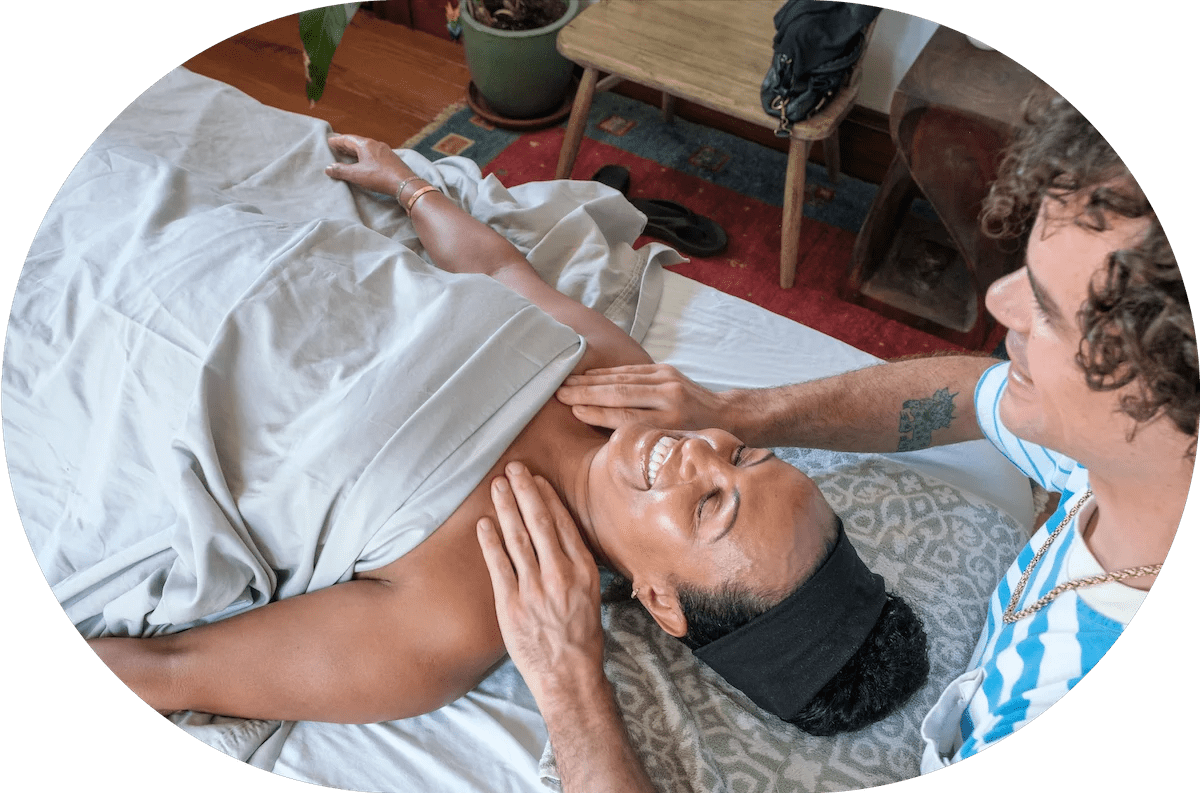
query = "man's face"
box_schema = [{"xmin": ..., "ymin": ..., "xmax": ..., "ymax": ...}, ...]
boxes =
[{"xmin": 984, "ymin": 192, "xmax": 1152, "ymax": 463}]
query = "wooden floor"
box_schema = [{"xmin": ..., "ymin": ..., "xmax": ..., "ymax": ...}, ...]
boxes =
[
  {"xmin": 185, "ymin": 11, "xmax": 470, "ymax": 148},
  {"xmin": 185, "ymin": 9, "xmax": 892, "ymax": 184}
]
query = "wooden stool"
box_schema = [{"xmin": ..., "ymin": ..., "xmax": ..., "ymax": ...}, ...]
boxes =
[{"xmin": 554, "ymin": 0, "xmax": 873, "ymax": 288}]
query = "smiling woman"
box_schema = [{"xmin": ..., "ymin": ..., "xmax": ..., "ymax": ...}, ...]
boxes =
[
  {"xmin": 590, "ymin": 425, "xmax": 930, "ymax": 734},
  {"xmin": 584, "ymin": 426, "xmax": 834, "ymax": 614},
  {"xmin": 61, "ymin": 127, "xmax": 929, "ymax": 735}
]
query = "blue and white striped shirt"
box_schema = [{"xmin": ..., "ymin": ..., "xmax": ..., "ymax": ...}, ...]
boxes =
[{"xmin": 920, "ymin": 362, "xmax": 1147, "ymax": 770}]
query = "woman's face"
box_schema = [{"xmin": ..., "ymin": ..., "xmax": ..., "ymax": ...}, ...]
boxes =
[{"xmin": 583, "ymin": 423, "xmax": 835, "ymax": 637}]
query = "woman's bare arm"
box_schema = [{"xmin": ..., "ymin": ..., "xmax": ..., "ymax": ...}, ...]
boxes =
[
  {"xmin": 325, "ymin": 134, "xmax": 651, "ymax": 372},
  {"xmin": 90, "ymin": 519, "xmax": 504, "ymax": 723}
]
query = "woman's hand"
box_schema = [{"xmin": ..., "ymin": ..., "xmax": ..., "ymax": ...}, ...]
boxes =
[
  {"xmin": 325, "ymin": 134, "xmax": 417, "ymax": 197},
  {"xmin": 476, "ymin": 461, "xmax": 605, "ymax": 705}
]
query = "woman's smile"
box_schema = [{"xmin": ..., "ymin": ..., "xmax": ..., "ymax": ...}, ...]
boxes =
[
  {"xmin": 645, "ymin": 434, "xmax": 679, "ymax": 488},
  {"xmin": 582, "ymin": 421, "xmax": 837, "ymax": 608}
]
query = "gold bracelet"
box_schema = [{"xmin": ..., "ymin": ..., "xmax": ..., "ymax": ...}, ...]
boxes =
[
  {"xmin": 395, "ymin": 176, "xmax": 421, "ymax": 204},
  {"xmin": 405, "ymin": 184, "xmax": 439, "ymax": 213}
]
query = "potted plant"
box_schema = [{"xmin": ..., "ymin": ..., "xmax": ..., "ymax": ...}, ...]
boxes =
[
  {"xmin": 300, "ymin": 1, "xmax": 580, "ymax": 122},
  {"xmin": 459, "ymin": 0, "xmax": 579, "ymax": 120}
]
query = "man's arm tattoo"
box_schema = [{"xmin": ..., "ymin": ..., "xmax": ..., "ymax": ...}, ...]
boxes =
[{"xmin": 897, "ymin": 387, "xmax": 957, "ymax": 451}]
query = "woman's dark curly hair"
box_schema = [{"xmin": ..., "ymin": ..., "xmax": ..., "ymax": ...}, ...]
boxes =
[{"xmin": 981, "ymin": 92, "xmax": 1197, "ymax": 455}]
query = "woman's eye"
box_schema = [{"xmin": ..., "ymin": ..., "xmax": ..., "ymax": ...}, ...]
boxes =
[
  {"xmin": 697, "ymin": 490, "xmax": 717, "ymax": 522},
  {"xmin": 733, "ymin": 445, "xmax": 747, "ymax": 464}
]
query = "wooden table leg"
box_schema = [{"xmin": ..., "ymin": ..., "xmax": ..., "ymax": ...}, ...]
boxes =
[
  {"xmin": 780, "ymin": 136, "xmax": 812, "ymax": 289},
  {"xmin": 661, "ymin": 93, "xmax": 676, "ymax": 123},
  {"xmin": 555, "ymin": 66, "xmax": 599, "ymax": 180}
]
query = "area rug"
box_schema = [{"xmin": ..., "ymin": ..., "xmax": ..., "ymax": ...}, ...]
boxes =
[{"xmin": 405, "ymin": 91, "xmax": 1005, "ymax": 359}]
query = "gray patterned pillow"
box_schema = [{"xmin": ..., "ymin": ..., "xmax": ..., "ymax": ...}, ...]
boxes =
[{"xmin": 540, "ymin": 448, "xmax": 1027, "ymax": 792}]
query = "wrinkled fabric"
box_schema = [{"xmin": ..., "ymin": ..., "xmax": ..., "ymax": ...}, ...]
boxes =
[{"xmin": 6, "ymin": 67, "xmax": 678, "ymax": 641}]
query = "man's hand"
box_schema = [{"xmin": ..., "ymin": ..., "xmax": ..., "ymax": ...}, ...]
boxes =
[
  {"xmin": 555, "ymin": 363, "xmax": 728, "ymax": 432},
  {"xmin": 325, "ymin": 134, "xmax": 417, "ymax": 197},
  {"xmin": 476, "ymin": 462, "xmax": 605, "ymax": 704},
  {"xmin": 477, "ymin": 461, "xmax": 658, "ymax": 793}
]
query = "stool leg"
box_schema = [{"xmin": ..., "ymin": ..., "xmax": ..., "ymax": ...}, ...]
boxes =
[
  {"xmin": 781, "ymin": 137, "xmax": 812, "ymax": 289},
  {"xmin": 823, "ymin": 128, "xmax": 842, "ymax": 184},
  {"xmin": 661, "ymin": 92, "xmax": 676, "ymax": 123},
  {"xmin": 556, "ymin": 67, "xmax": 599, "ymax": 179}
]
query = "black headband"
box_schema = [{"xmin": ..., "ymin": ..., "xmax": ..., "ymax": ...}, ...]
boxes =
[{"xmin": 693, "ymin": 517, "xmax": 887, "ymax": 721}]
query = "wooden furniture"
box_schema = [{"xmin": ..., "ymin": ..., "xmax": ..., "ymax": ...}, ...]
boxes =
[
  {"xmin": 554, "ymin": 0, "xmax": 873, "ymax": 288},
  {"xmin": 845, "ymin": 25, "xmax": 1048, "ymax": 348}
]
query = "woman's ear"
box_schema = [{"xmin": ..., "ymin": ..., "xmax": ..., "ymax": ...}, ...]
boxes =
[{"xmin": 638, "ymin": 584, "xmax": 688, "ymax": 638}]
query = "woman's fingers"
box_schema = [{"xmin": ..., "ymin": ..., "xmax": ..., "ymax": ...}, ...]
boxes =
[
  {"xmin": 325, "ymin": 133, "xmax": 417, "ymax": 198},
  {"xmin": 325, "ymin": 135, "xmax": 364, "ymax": 183},
  {"xmin": 324, "ymin": 161, "xmax": 355, "ymax": 182},
  {"xmin": 326, "ymin": 134, "xmax": 366, "ymax": 158}
]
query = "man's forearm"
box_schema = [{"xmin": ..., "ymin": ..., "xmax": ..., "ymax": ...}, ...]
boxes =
[
  {"xmin": 718, "ymin": 355, "xmax": 995, "ymax": 452},
  {"xmin": 540, "ymin": 674, "xmax": 657, "ymax": 793}
]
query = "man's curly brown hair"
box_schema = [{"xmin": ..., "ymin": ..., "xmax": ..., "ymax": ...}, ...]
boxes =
[{"xmin": 981, "ymin": 92, "xmax": 1197, "ymax": 456}]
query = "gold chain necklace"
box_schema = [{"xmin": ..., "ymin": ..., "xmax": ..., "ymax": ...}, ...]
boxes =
[{"xmin": 1003, "ymin": 490, "xmax": 1162, "ymax": 623}]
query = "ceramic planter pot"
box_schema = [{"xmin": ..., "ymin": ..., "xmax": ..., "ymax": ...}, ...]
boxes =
[{"xmin": 461, "ymin": 0, "xmax": 580, "ymax": 119}]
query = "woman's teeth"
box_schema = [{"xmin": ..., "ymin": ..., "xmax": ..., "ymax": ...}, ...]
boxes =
[{"xmin": 646, "ymin": 436, "xmax": 677, "ymax": 487}]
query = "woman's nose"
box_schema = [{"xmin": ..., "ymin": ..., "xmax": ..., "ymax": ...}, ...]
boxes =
[{"xmin": 678, "ymin": 435, "xmax": 722, "ymax": 480}]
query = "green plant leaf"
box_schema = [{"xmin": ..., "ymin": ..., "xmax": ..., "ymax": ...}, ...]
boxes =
[{"xmin": 299, "ymin": 3, "xmax": 360, "ymax": 105}]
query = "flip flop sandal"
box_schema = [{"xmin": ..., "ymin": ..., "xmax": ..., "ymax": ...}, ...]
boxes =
[
  {"xmin": 630, "ymin": 198, "xmax": 728, "ymax": 257},
  {"xmin": 590, "ymin": 164, "xmax": 631, "ymax": 196}
]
